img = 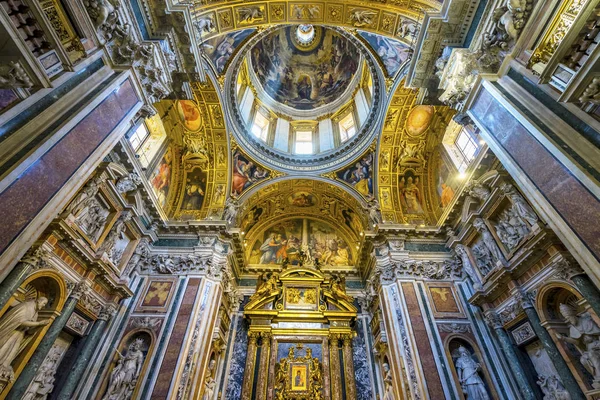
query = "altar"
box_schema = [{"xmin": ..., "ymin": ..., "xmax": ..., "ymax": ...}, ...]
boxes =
[{"xmin": 241, "ymin": 267, "xmax": 358, "ymax": 400}]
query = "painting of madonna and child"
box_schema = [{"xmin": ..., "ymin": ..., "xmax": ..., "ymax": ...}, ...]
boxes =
[{"xmin": 247, "ymin": 218, "xmax": 353, "ymax": 267}]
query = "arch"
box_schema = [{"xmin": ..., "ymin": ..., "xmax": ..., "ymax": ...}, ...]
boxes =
[
  {"xmin": 97, "ymin": 328, "xmax": 156, "ymax": 400},
  {"xmin": 535, "ymin": 281, "xmax": 583, "ymax": 324},
  {"xmin": 444, "ymin": 334, "xmax": 497, "ymax": 400}
]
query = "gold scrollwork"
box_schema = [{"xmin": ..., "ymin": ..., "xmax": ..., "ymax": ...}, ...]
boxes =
[{"xmin": 274, "ymin": 344, "xmax": 323, "ymax": 400}]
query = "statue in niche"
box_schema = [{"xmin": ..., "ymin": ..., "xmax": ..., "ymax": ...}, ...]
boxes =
[
  {"xmin": 102, "ymin": 338, "xmax": 146, "ymax": 400},
  {"xmin": 76, "ymin": 199, "xmax": 108, "ymax": 242},
  {"xmin": 0, "ymin": 297, "xmax": 50, "ymax": 379},
  {"xmin": 454, "ymin": 346, "xmax": 490, "ymax": 400},
  {"xmin": 65, "ymin": 176, "xmax": 103, "ymax": 216},
  {"xmin": 466, "ymin": 180, "xmax": 491, "ymax": 202},
  {"xmin": 500, "ymin": 183, "xmax": 538, "ymax": 225},
  {"xmin": 329, "ymin": 274, "xmax": 353, "ymax": 303},
  {"xmin": 202, "ymin": 360, "xmax": 216, "ymax": 400},
  {"xmin": 101, "ymin": 212, "xmax": 131, "ymax": 264},
  {"xmin": 473, "ymin": 219, "xmax": 504, "ymax": 264},
  {"xmin": 472, "ymin": 242, "xmax": 494, "ymax": 276},
  {"xmin": 455, "ymin": 244, "xmax": 482, "ymax": 289},
  {"xmin": 382, "ymin": 363, "xmax": 394, "ymax": 400},
  {"xmin": 23, "ymin": 345, "xmax": 62, "ymax": 400},
  {"xmin": 557, "ymin": 303, "xmax": 600, "ymax": 388},
  {"xmin": 115, "ymin": 173, "xmax": 142, "ymax": 194},
  {"xmin": 537, "ymin": 374, "xmax": 570, "ymax": 400}
]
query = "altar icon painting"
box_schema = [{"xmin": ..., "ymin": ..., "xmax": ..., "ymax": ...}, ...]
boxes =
[{"xmin": 291, "ymin": 364, "xmax": 308, "ymax": 391}]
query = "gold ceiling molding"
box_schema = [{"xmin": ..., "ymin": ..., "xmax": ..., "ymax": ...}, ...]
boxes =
[
  {"xmin": 152, "ymin": 79, "xmax": 229, "ymax": 221},
  {"xmin": 192, "ymin": 0, "xmax": 436, "ymax": 44},
  {"xmin": 377, "ymin": 81, "xmax": 455, "ymax": 226}
]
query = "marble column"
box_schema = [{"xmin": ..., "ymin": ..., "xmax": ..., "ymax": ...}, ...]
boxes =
[
  {"xmin": 322, "ymin": 337, "xmax": 331, "ymax": 400},
  {"xmin": 241, "ymin": 332, "xmax": 259, "ymax": 400},
  {"xmin": 516, "ymin": 291, "xmax": 586, "ymax": 400},
  {"xmin": 6, "ymin": 282, "xmax": 89, "ymax": 400},
  {"xmin": 53, "ymin": 303, "xmax": 117, "ymax": 400},
  {"xmin": 341, "ymin": 334, "xmax": 356, "ymax": 399},
  {"xmin": 0, "ymin": 248, "xmax": 51, "ymax": 311},
  {"xmin": 328, "ymin": 334, "xmax": 341, "ymax": 400},
  {"xmin": 483, "ymin": 311, "xmax": 537, "ymax": 400},
  {"xmin": 555, "ymin": 259, "xmax": 600, "ymax": 318},
  {"xmin": 255, "ymin": 333, "xmax": 271, "ymax": 400}
]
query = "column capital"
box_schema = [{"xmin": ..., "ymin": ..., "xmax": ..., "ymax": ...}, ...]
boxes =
[
  {"xmin": 248, "ymin": 331, "xmax": 260, "ymax": 345},
  {"xmin": 70, "ymin": 281, "xmax": 92, "ymax": 300},
  {"xmin": 483, "ymin": 310, "xmax": 503, "ymax": 329},
  {"xmin": 98, "ymin": 303, "xmax": 118, "ymax": 321},
  {"xmin": 515, "ymin": 289, "xmax": 535, "ymax": 310},
  {"xmin": 554, "ymin": 259, "xmax": 585, "ymax": 280},
  {"xmin": 21, "ymin": 247, "xmax": 52, "ymax": 269}
]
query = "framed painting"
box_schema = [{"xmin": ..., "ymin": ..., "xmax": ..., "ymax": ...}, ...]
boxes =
[
  {"xmin": 290, "ymin": 363, "xmax": 308, "ymax": 391},
  {"xmin": 284, "ymin": 286, "xmax": 318, "ymax": 311}
]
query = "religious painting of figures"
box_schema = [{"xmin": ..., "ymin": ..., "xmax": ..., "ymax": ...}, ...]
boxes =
[
  {"xmin": 176, "ymin": 100, "xmax": 202, "ymax": 132},
  {"xmin": 204, "ymin": 29, "xmax": 255, "ymax": 73},
  {"xmin": 336, "ymin": 153, "xmax": 374, "ymax": 198},
  {"xmin": 181, "ymin": 167, "xmax": 206, "ymax": 210},
  {"xmin": 288, "ymin": 192, "xmax": 315, "ymax": 207},
  {"xmin": 358, "ymin": 31, "xmax": 411, "ymax": 77},
  {"xmin": 435, "ymin": 150, "xmax": 459, "ymax": 209},
  {"xmin": 141, "ymin": 281, "xmax": 174, "ymax": 308},
  {"xmin": 150, "ymin": 149, "xmax": 172, "ymax": 207},
  {"xmin": 291, "ymin": 364, "xmax": 308, "ymax": 391},
  {"xmin": 250, "ymin": 26, "xmax": 360, "ymax": 110},
  {"xmin": 428, "ymin": 286, "xmax": 461, "ymax": 314},
  {"xmin": 247, "ymin": 218, "xmax": 352, "ymax": 267},
  {"xmin": 231, "ymin": 149, "xmax": 270, "ymax": 196},
  {"xmin": 399, "ymin": 170, "xmax": 425, "ymax": 215},
  {"xmin": 285, "ymin": 287, "xmax": 318, "ymax": 310},
  {"xmin": 241, "ymin": 204, "xmax": 264, "ymax": 233}
]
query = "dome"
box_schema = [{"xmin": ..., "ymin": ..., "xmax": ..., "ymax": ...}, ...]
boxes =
[
  {"xmin": 225, "ymin": 25, "xmax": 385, "ymax": 173},
  {"xmin": 249, "ymin": 25, "xmax": 361, "ymax": 112}
]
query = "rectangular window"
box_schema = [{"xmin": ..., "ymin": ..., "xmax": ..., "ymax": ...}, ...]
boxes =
[
  {"xmin": 251, "ymin": 111, "xmax": 270, "ymax": 141},
  {"xmin": 129, "ymin": 123, "xmax": 149, "ymax": 151},
  {"xmin": 295, "ymin": 130, "xmax": 313, "ymax": 154},
  {"xmin": 454, "ymin": 128, "xmax": 479, "ymax": 172},
  {"xmin": 339, "ymin": 113, "xmax": 356, "ymax": 143}
]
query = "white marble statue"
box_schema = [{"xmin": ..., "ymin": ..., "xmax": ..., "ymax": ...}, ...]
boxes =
[
  {"xmin": 454, "ymin": 346, "xmax": 490, "ymax": 400},
  {"xmin": 101, "ymin": 212, "xmax": 131, "ymax": 263},
  {"xmin": 65, "ymin": 176, "xmax": 103, "ymax": 216},
  {"xmin": 537, "ymin": 374, "xmax": 571, "ymax": 400},
  {"xmin": 102, "ymin": 338, "xmax": 146, "ymax": 400},
  {"xmin": 202, "ymin": 360, "xmax": 216, "ymax": 400},
  {"xmin": 23, "ymin": 346, "xmax": 62, "ymax": 400},
  {"xmin": 557, "ymin": 303, "xmax": 600, "ymax": 388},
  {"xmin": 473, "ymin": 219, "xmax": 504, "ymax": 264},
  {"xmin": 382, "ymin": 363, "xmax": 394, "ymax": 400},
  {"xmin": 0, "ymin": 297, "xmax": 50, "ymax": 379},
  {"xmin": 501, "ymin": 183, "xmax": 538, "ymax": 225},
  {"xmin": 455, "ymin": 244, "xmax": 482, "ymax": 289}
]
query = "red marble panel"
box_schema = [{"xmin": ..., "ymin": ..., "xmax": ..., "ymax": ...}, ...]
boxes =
[
  {"xmin": 401, "ymin": 282, "xmax": 445, "ymax": 399},
  {"xmin": 472, "ymin": 88, "xmax": 600, "ymax": 262},
  {"xmin": 151, "ymin": 278, "xmax": 201, "ymax": 399},
  {"xmin": 0, "ymin": 79, "xmax": 139, "ymax": 258}
]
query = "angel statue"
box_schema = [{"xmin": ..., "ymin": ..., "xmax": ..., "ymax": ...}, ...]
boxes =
[
  {"xmin": 382, "ymin": 363, "xmax": 395, "ymax": 400},
  {"xmin": 556, "ymin": 303, "xmax": 600, "ymax": 388},
  {"xmin": 0, "ymin": 297, "xmax": 50, "ymax": 379},
  {"xmin": 453, "ymin": 346, "xmax": 490, "ymax": 400},
  {"xmin": 102, "ymin": 338, "xmax": 146, "ymax": 400}
]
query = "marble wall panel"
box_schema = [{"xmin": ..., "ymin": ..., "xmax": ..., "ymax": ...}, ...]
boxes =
[
  {"xmin": 401, "ymin": 282, "xmax": 445, "ymax": 399},
  {"xmin": 224, "ymin": 315, "xmax": 248, "ymax": 400},
  {"xmin": 150, "ymin": 278, "xmax": 201, "ymax": 398},
  {"xmin": 353, "ymin": 317, "xmax": 373, "ymax": 400},
  {"xmin": 0, "ymin": 78, "xmax": 139, "ymax": 260},
  {"xmin": 471, "ymin": 87, "xmax": 600, "ymax": 263}
]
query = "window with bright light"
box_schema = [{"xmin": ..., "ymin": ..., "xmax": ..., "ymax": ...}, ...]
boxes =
[
  {"xmin": 339, "ymin": 113, "xmax": 356, "ymax": 143},
  {"xmin": 454, "ymin": 128, "xmax": 478, "ymax": 172},
  {"xmin": 129, "ymin": 123, "xmax": 149, "ymax": 151},
  {"xmin": 251, "ymin": 111, "xmax": 270, "ymax": 141},
  {"xmin": 295, "ymin": 130, "xmax": 313, "ymax": 154}
]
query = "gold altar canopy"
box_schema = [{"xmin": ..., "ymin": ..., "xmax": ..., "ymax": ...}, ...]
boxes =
[{"xmin": 242, "ymin": 267, "xmax": 358, "ymax": 400}]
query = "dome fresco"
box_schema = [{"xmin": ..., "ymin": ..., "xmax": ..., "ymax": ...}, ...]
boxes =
[{"xmin": 249, "ymin": 26, "xmax": 361, "ymax": 110}]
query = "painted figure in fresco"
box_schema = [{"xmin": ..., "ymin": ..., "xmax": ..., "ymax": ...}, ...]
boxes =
[
  {"xmin": 0, "ymin": 297, "xmax": 49, "ymax": 377},
  {"xmin": 339, "ymin": 154, "xmax": 373, "ymax": 197},
  {"xmin": 183, "ymin": 179, "xmax": 205, "ymax": 210},
  {"xmin": 440, "ymin": 183, "xmax": 455, "ymax": 208},
  {"xmin": 297, "ymin": 76, "xmax": 312, "ymax": 100},
  {"xmin": 259, "ymin": 233, "xmax": 282, "ymax": 264},
  {"xmin": 232, "ymin": 153, "xmax": 253, "ymax": 195},
  {"xmin": 151, "ymin": 155, "xmax": 171, "ymax": 205},
  {"xmin": 399, "ymin": 176, "xmax": 424, "ymax": 214},
  {"xmin": 557, "ymin": 303, "xmax": 600, "ymax": 388},
  {"xmin": 454, "ymin": 346, "xmax": 490, "ymax": 400},
  {"xmin": 102, "ymin": 338, "xmax": 146, "ymax": 400}
]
